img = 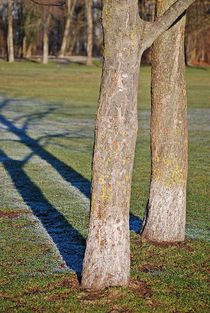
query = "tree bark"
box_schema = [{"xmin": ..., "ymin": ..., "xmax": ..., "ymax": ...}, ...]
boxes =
[
  {"xmin": 141, "ymin": 0, "xmax": 188, "ymax": 242},
  {"xmin": 7, "ymin": 0, "xmax": 14, "ymax": 63},
  {"xmin": 82, "ymin": 0, "xmax": 195, "ymax": 290},
  {"xmin": 59, "ymin": 0, "xmax": 75, "ymax": 58},
  {"xmin": 82, "ymin": 0, "xmax": 141, "ymax": 290},
  {"xmin": 85, "ymin": 0, "xmax": 93, "ymax": 66},
  {"xmin": 22, "ymin": 36, "xmax": 27, "ymax": 58},
  {"xmin": 42, "ymin": 9, "xmax": 51, "ymax": 65},
  {"xmin": 26, "ymin": 43, "xmax": 33, "ymax": 59}
]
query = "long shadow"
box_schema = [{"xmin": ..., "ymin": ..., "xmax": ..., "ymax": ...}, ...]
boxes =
[
  {"xmin": 0, "ymin": 149, "xmax": 85, "ymax": 278},
  {"xmin": 0, "ymin": 98, "xmax": 142, "ymax": 276},
  {"xmin": 0, "ymin": 98, "xmax": 142, "ymax": 232},
  {"xmin": 0, "ymin": 99, "xmax": 90, "ymax": 198}
]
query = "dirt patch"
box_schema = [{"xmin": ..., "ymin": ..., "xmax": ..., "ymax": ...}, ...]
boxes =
[
  {"xmin": 24, "ymin": 286, "xmax": 44, "ymax": 295},
  {"xmin": 146, "ymin": 298, "xmax": 161, "ymax": 309},
  {"xmin": 107, "ymin": 308, "xmax": 133, "ymax": 313},
  {"xmin": 78, "ymin": 290, "xmax": 105, "ymax": 302},
  {"xmin": 129, "ymin": 280, "xmax": 152, "ymax": 298},
  {"xmin": 44, "ymin": 292, "xmax": 69, "ymax": 302},
  {"xmin": 143, "ymin": 238, "xmax": 195, "ymax": 252},
  {"xmin": 201, "ymin": 260, "xmax": 210, "ymax": 275},
  {"xmin": 106, "ymin": 289, "xmax": 123, "ymax": 302},
  {"xmin": 0, "ymin": 292, "xmax": 10, "ymax": 299},
  {"xmin": 59, "ymin": 278, "xmax": 79, "ymax": 289},
  {"xmin": 47, "ymin": 276, "xmax": 79, "ymax": 291},
  {"xmin": 0, "ymin": 211, "xmax": 21, "ymax": 219},
  {"xmin": 138, "ymin": 263, "xmax": 164, "ymax": 273}
]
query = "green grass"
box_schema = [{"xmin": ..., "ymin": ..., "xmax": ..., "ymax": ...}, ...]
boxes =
[{"xmin": 0, "ymin": 60, "xmax": 209, "ymax": 312}]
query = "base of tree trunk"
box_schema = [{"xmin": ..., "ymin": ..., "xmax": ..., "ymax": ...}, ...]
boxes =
[
  {"xmin": 141, "ymin": 181, "xmax": 186, "ymax": 242},
  {"xmin": 86, "ymin": 58, "xmax": 93, "ymax": 66},
  {"xmin": 81, "ymin": 218, "xmax": 130, "ymax": 290}
]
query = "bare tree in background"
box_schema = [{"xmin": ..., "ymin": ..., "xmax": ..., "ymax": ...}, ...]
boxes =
[
  {"xmin": 7, "ymin": 0, "xmax": 14, "ymax": 62},
  {"xmin": 59, "ymin": 0, "xmax": 76, "ymax": 57},
  {"xmin": 85, "ymin": 0, "xmax": 93, "ymax": 65},
  {"xmin": 42, "ymin": 7, "xmax": 51, "ymax": 64},
  {"xmin": 185, "ymin": 0, "xmax": 210, "ymax": 66},
  {"xmin": 22, "ymin": 1, "xmax": 42, "ymax": 59}
]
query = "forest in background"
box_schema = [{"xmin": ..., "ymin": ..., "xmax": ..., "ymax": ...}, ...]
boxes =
[{"xmin": 0, "ymin": 0, "xmax": 210, "ymax": 65}]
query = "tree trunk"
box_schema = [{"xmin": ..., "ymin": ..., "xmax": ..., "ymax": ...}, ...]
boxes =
[
  {"xmin": 26, "ymin": 43, "xmax": 33, "ymax": 59},
  {"xmin": 141, "ymin": 0, "xmax": 188, "ymax": 242},
  {"xmin": 85, "ymin": 0, "xmax": 93, "ymax": 66},
  {"xmin": 22, "ymin": 36, "xmax": 27, "ymax": 58},
  {"xmin": 82, "ymin": 0, "xmax": 195, "ymax": 290},
  {"xmin": 43, "ymin": 9, "xmax": 51, "ymax": 65},
  {"xmin": 7, "ymin": 0, "xmax": 14, "ymax": 63},
  {"xmin": 59, "ymin": 0, "xmax": 75, "ymax": 58},
  {"xmin": 82, "ymin": 0, "xmax": 141, "ymax": 290}
]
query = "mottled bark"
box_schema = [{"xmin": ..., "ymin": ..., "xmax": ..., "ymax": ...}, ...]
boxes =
[
  {"xmin": 142, "ymin": 0, "xmax": 195, "ymax": 50},
  {"xmin": 82, "ymin": 0, "xmax": 195, "ymax": 290},
  {"xmin": 82, "ymin": 0, "xmax": 141, "ymax": 289},
  {"xmin": 59, "ymin": 0, "xmax": 76, "ymax": 58},
  {"xmin": 7, "ymin": 0, "xmax": 14, "ymax": 63},
  {"xmin": 142, "ymin": 0, "xmax": 188, "ymax": 242},
  {"xmin": 85, "ymin": 0, "xmax": 93, "ymax": 66}
]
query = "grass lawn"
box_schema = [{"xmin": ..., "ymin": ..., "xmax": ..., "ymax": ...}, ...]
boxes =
[{"xmin": 0, "ymin": 60, "xmax": 209, "ymax": 312}]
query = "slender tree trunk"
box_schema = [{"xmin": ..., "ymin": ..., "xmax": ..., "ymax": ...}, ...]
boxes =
[
  {"xmin": 22, "ymin": 36, "xmax": 27, "ymax": 58},
  {"xmin": 59, "ymin": 0, "xmax": 75, "ymax": 58},
  {"xmin": 43, "ymin": 9, "xmax": 51, "ymax": 65},
  {"xmin": 7, "ymin": 0, "xmax": 14, "ymax": 63},
  {"xmin": 26, "ymin": 43, "xmax": 32, "ymax": 59},
  {"xmin": 85, "ymin": 0, "xmax": 93, "ymax": 66},
  {"xmin": 142, "ymin": 0, "xmax": 188, "ymax": 242},
  {"xmin": 82, "ymin": 0, "xmax": 195, "ymax": 290},
  {"xmin": 185, "ymin": 31, "xmax": 196, "ymax": 66}
]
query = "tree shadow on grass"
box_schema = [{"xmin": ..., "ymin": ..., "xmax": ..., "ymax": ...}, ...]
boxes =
[
  {"xmin": 0, "ymin": 97, "xmax": 142, "ymax": 278},
  {"xmin": 0, "ymin": 149, "xmax": 85, "ymax": 279}
]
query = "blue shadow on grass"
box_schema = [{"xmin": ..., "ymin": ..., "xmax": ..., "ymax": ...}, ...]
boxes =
[{"xmin": 0, "ymin": 98, "xmax": 142, "ymax": 278}]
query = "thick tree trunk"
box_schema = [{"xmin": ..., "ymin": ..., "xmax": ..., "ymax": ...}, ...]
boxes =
[
  {"xmin": 7, "ymin": 0, "xmax": 14, "ymax": 63},
  {"xmin": 82, "ymin": 0, "xmax": 195, "ymax": 290},
  {"xmin": 142, "ymin": 0, "xmax": 188, "ymax": 242},
  {"xmin": 85, "ymin": 0, "xmax": 93, "ymax": 66},
  {"xmin": 59, "ymin": 0, "xmax": 75, "ymax": 58},
  {"xmin": 43, "ymin": 9, "xmax": 51, "ymax": 65},
  {"xmin": 82, "ymin": 0, "xmax": 141, "ymax": 290}
]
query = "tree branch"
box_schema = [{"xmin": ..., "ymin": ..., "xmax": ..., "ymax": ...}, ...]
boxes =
[{"xmin": 142, "ymin": 0, "xmax": 195, "ymax": 50}]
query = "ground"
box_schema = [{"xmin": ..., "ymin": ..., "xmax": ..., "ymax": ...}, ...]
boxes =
[{"xmin": 0, "ymin": 61, "xmax": 209, "ymax": 312}]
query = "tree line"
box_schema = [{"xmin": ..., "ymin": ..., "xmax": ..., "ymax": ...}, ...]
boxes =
[{"xmin": 0, "ymin": 0, "xmax": 209, "ymax": 65}]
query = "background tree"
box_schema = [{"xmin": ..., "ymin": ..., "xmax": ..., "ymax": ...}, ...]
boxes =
[
  {"xmin": 22, "ymin": 1, "xmax": 42, "ymax": 59},
  {"xmin": 42, "ymin": 6, "xmax": 51, "ymax": 64},
  {"xmin": 141, "ymin": 0, "xmax": 188, "ymax": 242},
  {"xmin": 185, "ymin": 0, "xmax": 210, "ymax": 66},
  {"xmin": 85, "ymin": 0, "xmax": 93, "ymax": 65},
  {"xmin": 59, "ymin": 0, "xmax": 76, "ymax": 57},
  {"xmin": 81, "ymin": 0, "xmax": 195, "ymax": 291},
  {"xmin": 7, "ymin": 0, "xmax": 14, "ymax": 62},
  {"xmin": 138, "ymin": 0, "xmax": 155, "ymax": 63},
  {"xmin": 0, "ymin": 0, "xmax": 209, "ymax": 63}
]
